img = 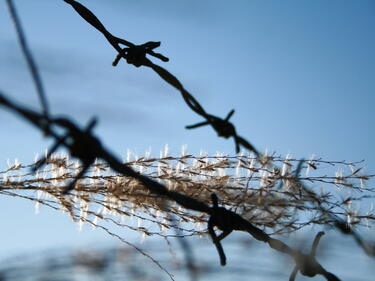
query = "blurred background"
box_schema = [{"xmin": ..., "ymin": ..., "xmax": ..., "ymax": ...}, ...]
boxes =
[{"xmin": 0, "ymin": 0, "xmax": 374, "ymax": 280}]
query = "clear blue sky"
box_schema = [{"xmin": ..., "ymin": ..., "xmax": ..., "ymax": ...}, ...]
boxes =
[{"xmin": 0, "ymin": 0, "xmax": 374, "ymax": 280}]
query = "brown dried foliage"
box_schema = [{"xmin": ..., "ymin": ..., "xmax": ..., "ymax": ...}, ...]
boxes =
[{"xmin": 1, "ymin": 153, "xmax": 373, "ymax": 238}]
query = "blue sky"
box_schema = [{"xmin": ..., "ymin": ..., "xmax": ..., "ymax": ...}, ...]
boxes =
[{"xmin": 1, "ymin": 0, "xmax": 374, "ymax": 279}]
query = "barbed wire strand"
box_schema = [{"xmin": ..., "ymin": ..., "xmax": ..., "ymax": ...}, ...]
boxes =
[
  {"xmin": 62, "ymin": 0, "xmax": 259, "ymax": 156},
  {"xmin": 0, "ymin": 93, "xmax": 341, "ymax": 281}
]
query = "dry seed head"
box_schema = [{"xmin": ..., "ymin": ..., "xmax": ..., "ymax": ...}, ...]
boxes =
[{"xmin": 0, "ymin": 151, "xmax": 374, "ymax": 240}]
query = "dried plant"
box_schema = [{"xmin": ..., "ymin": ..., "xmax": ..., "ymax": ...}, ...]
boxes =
[{"xmin": 1, "ymin": 152, "xmax": 374, "ymax": 240}]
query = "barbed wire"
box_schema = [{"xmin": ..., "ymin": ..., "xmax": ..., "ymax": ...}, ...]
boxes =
[
  {"xmin": 2, "ymin": 1, "xmax": 375, "ymax": 280},
  {"xmin": 62, "ymin": 0, "xmax": 259, "ymax": 155},
  {"xmin": 1, "ymin": 93, "xmax": 365, "ymax": 280}
]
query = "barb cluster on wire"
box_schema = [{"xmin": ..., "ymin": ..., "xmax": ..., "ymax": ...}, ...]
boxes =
[{"xmin": 2, "ymin": 1, "xmax": 375, "ymax": 280}]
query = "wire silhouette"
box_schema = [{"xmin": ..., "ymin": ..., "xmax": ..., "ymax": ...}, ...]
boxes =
[
  {"xmin": 63, "ymin": 0, "xmax": 169, "ymax": 64},
  {"xmin": 286, "ymin": 232, "xmax": 340, "ymax": 281},
  {"xmin": 63, "ymin": 0, "xmax": 259, "ymax": 155}
]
